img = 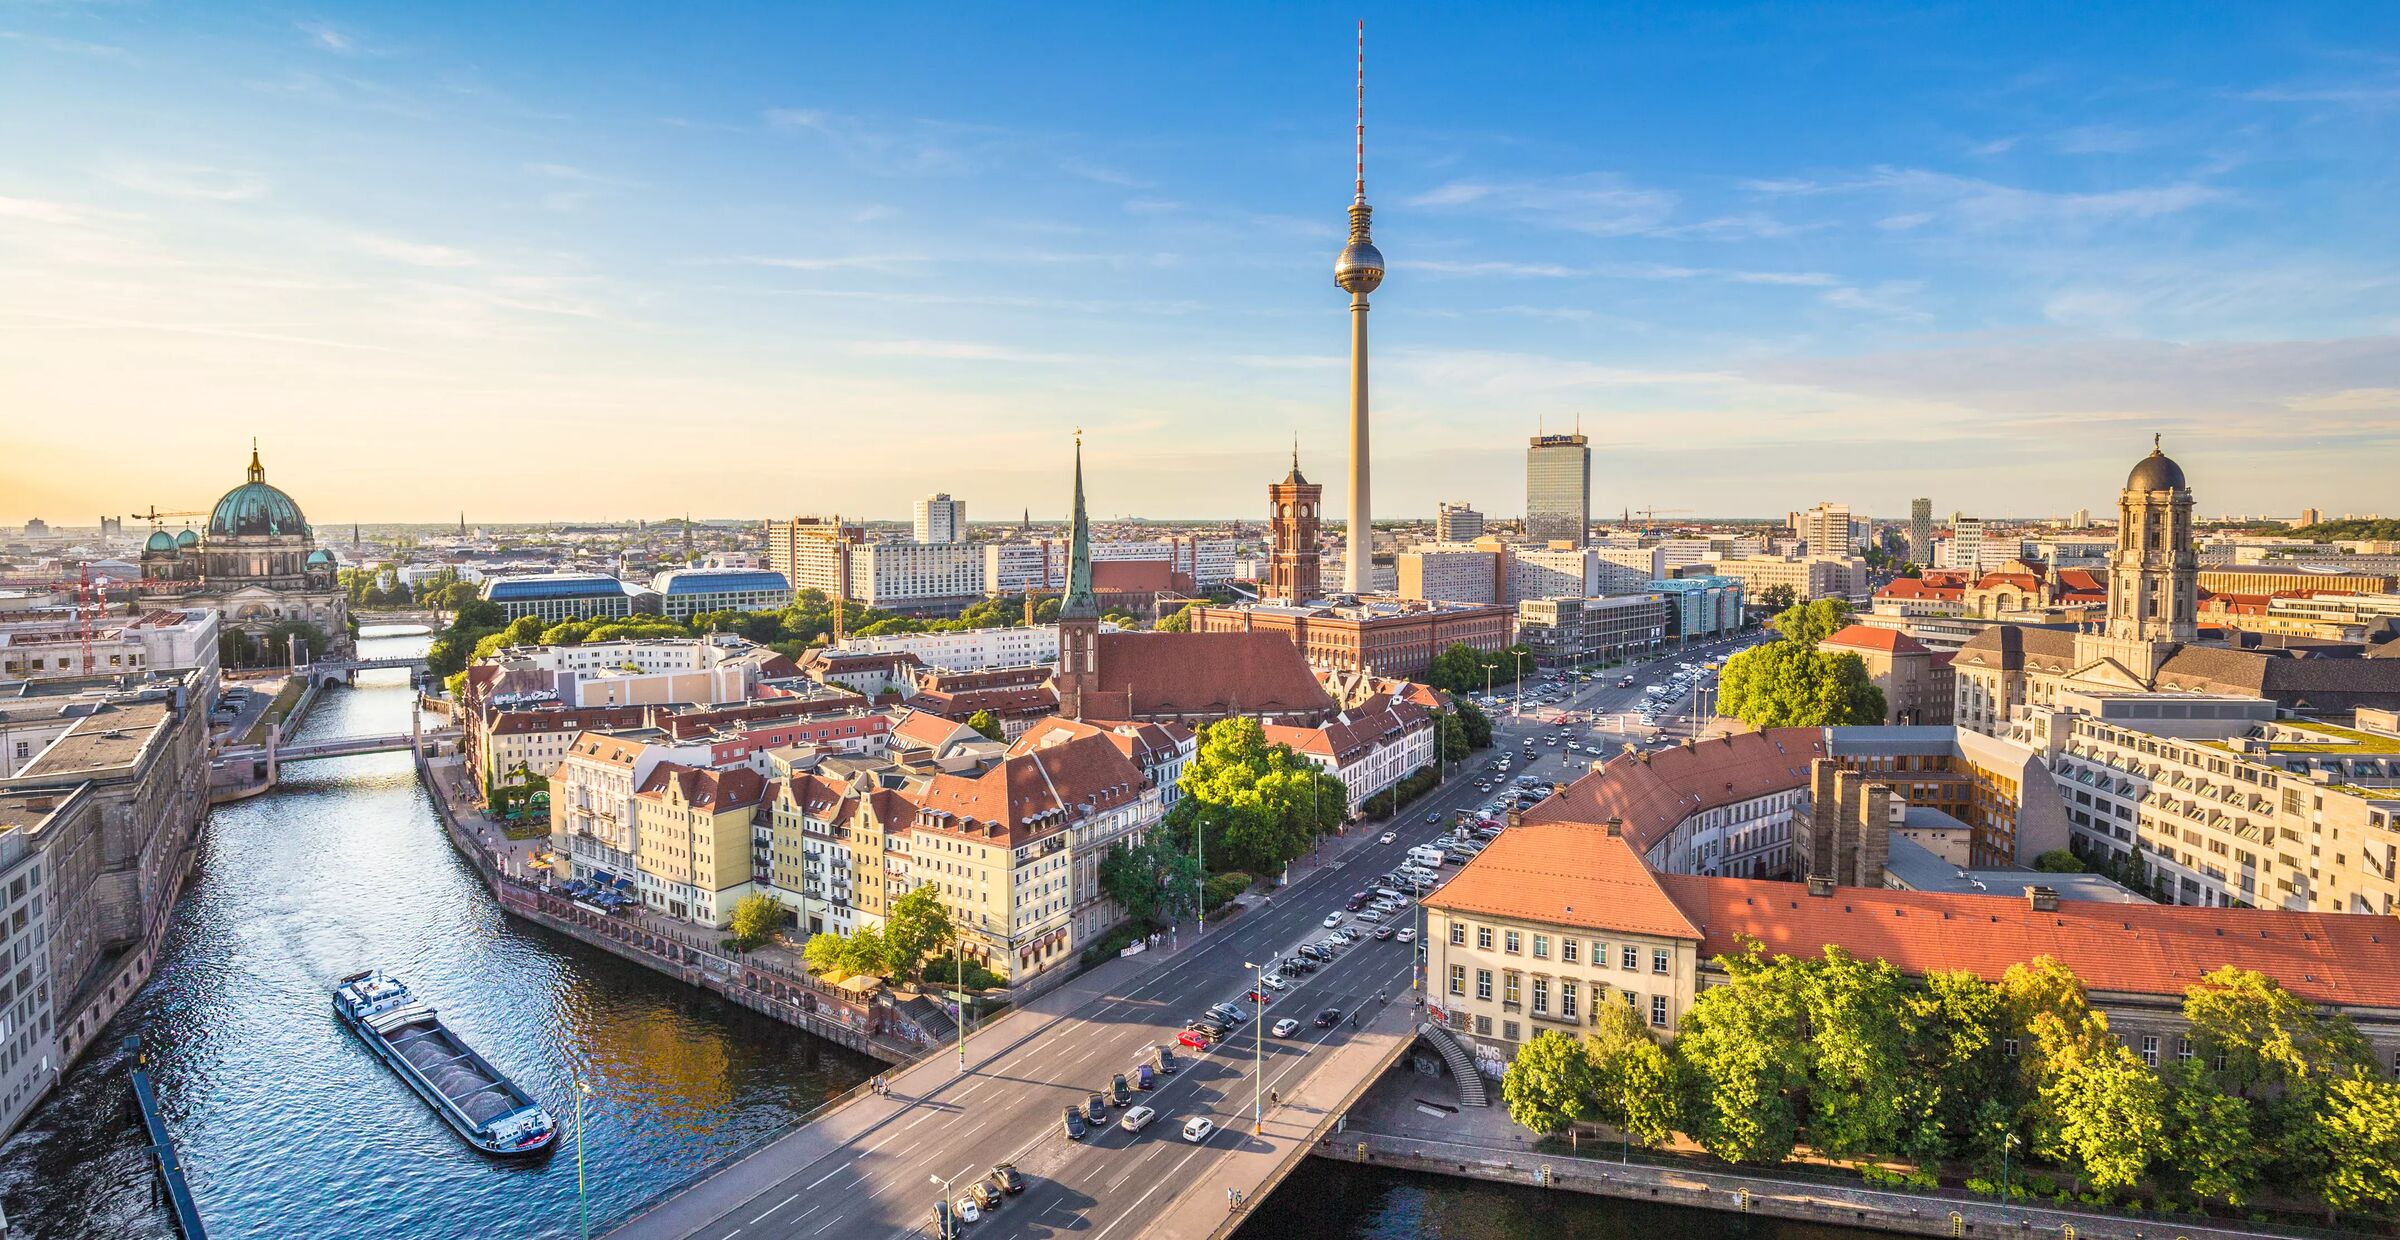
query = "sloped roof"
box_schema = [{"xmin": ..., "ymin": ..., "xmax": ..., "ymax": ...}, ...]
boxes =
[
  {"xmin": 635, "ymin": 761, "xmax": 767, "ymax": 811},
  {"xmin": 1657, "ymin": 874, "xmax": 2400, "ymax": 1009},
  {"xmin": 917, "ymin": 731, "xmax": 1147, "ymax": 841},
  {"xmin": 1522, "ymin": 728, "xmax": 1826, "ymax": 853},
  {"xmin": 1081, "ymin": 631, "xmax": 1334, "ymax": 720},
  {"xmin": 1423, "ymin": 823, "xmax": 1702, "ymax": 941},
  {"xmin": 1822, "ymin": 624, "xmax": 1927, "ymax": 655}
]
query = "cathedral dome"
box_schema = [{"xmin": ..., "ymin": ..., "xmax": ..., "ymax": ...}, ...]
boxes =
[
  {"xmin": 175, "ymin": 528, "xmax": 199, "ymax": 548},
  {"xmin": 208, "ymin": 446, "xmax": 311, "ymax": 538},
  {"xmin": 145, "ymin": 530, "xmax": 177, "ymax": 554},
  {"xmin": 307, "ymin": 548, "xmax": 335, "ymax": 565},
  {"xmin": 2125, "ymin": 438, "xmax": 2186, "ymax": 492}
]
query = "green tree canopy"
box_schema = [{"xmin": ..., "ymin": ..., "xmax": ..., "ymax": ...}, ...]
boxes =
[
  {"xmin": 1156, "ymin": 602, "xmax": 1199, "ymax": 632},
  {"xmin": 837, "ymin": 925, "xmax": 890, "ymax": 979},
  {"xmin": 2317, "ymin": 1072, "xmax": 2400, "ymax": 1216},
  {"xmin": 1098, "ymin": 832, "xmax": 1204, "ymax": 928},
  {"xmin": 1503, "ymin": 1030, "xmax": 1597, "ymax": 1137},
  {"xmin": 881, "ymin": 884, "xmax": 956, "ymax": 982},
  {"xmin": 1450, "ymin": 698, "xmax": 1493, "ymax": 749},
  {"xmin": 1716, "ymin": 641, "xmax": 1886, "ymax": 728},
  {"xmin": 1768, "ymin": 598, "xmax": 1855, "ymax": 645},
  {"xmin": 727, "ymin": 893, "xmax": 785, "ymax": 951},
  {"xmin": 1585, "ymin": 1000, "xmax": 1680, "ymax": 1147},
  {"xmin": 965, "ymin": 710, "xmax": 1005, "ymax": 742},
  {"xmin": 1674, "ymin": 942, "xmax": 1808, "ymax": 1163},
  {"xmin": 1169, "ymin": 718, "xmax": 1348, "ymax": 875}
]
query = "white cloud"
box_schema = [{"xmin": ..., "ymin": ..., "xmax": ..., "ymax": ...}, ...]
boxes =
[
  {"xmin": 99, "ymin": 162, "xmax": 270, "ymax": 203},
  {"xmin": 353, "ymin": 233, "xmax": 479, "ymax": 267},
  {"xmin": 1821, "ymin": 281, "xmax": 1929, "ymax": 319},
  {"xmin": 1406, "ymin": 173, "xmax": 1676, "ymax": 237},
  {"xmin": 2283, "ymin": 387, "xmax": 2400, "ymax": 413},
  {"xmin": 845, "ymin": 339, "xmax": 1083, "ymax": 363},
  {"xmin": 1970, "ymin": 137, "xmax": 2020, "ymax": 156},
  {"xmin": 1876, "ymin": 211, "xmax": 1934, "ymax": 231},
  {"xmin": 745, "ymin": 254, "xmax": 930, "ymax": 273},
  {"xmin": 0, "ymin": 196, "xmax": 99, "ymax": 226},
  {"xmin": 2052, "ymin": 124, "xmax": 2144, "ymax": 155},
  {"xmin": 299, "ymin": 21, "xmax": 355, "ymax": 53}
]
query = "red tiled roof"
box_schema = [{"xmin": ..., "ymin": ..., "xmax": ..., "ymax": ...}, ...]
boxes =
[
  {"xmin": 1821, "ymin": 624, "xmax": 1927, "ymax": 655},
  {"xmin": 1657, "ymin": 874, "xmax": 2400, "ymax": 1009},
  {"xmin": 1080, "ymin": 631, "xmax": 1335, "ymax": 721},
  {"xmin": 635, "ymin": 761, "xmax": 767, "ymax": 811},
  {"xmin": 2054, "ymin": 568, "xmax": 2105, "ymax": 594},
  {"xmin": 1523, "ymin": 728, "xmax": 1826, "ymax": 853},
  {"xmin": 891, "ymin": 707, "xmax": 980, "ymax": 750},
  {"xmin": 917, "ymin": 731, "xmax": 1147, "ymax": 842},
  {"xmin": 1262, "ymin": 696, "xmax": 1432, "ymax": 764},
  {"xmin": 1423, "ymin": 823, "xmax": 1701, "ymax": 941}
]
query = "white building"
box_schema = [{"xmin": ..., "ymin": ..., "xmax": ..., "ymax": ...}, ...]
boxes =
[
  {"xmin": 851, "ymin": 541, "xmax": 986, "ymax": 612},
  {"xmin": 1264, "ymin": 696, "xmax": 1437, "ymax": 821},
  {"xmin": 840, "ymin": 624, "xmax": 1065, "ymax": 671},
  {"xmin": 914, "ymin": 494, "xmax": 967, "ymax": 545},
  {"xmin": 649, "ymin": 568, "xmax": 792, "ymax": 621},
  {"xmin": 982, "ymin": 537, "xmax": 1239, "ymax": 596},
  {"xmin": 1795, "ymin": 502, "xmax": 1854, "ymax": 558},
  {"xmin": 548, "ymin": 729, "xmax": 713, "ymax": 882},
  {"xmin": 0, "ymin": 607, "xmax": 219, "ymax": 687}
]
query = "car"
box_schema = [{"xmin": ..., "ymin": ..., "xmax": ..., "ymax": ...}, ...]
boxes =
[
  {"xmin": 972, "ymin": 1181, "xmax": 1003, "ymax": 1211},
  {"xmin": 1177, "ymin": 1029, "xmax": 1213, "ymax": 1050},
  {"xmin": 1313, "ymin": 1007, "xmax": 1343, "ymax": 1028},
  {"xmin": 1422, "ymin": 811, "xmax": 1440, "ymax": 824},
  {"xmin": 1334, "ymin": 927, "xmax": 1361, "ymax": 943},
  {"xmin": 935, "ymin": 1199, "xmax": 956, "ymax": 1238},
  {"xmin": 1062, "ymin": 1107, "xmax": 1088, "ymax": 1139},
  {"xmin": 1344, "ymin": 894, "xmax": 1367, "ymax": 911},
  {"xmin": 1245, "ymin": 988, "xmax": 1271, "ymax": 1004},
  {"xmin": 1085, "ymin": 1093, "xmax": 1108, "ymax": 1122},
  {"xmin": 1272, "ymin": 1017, "xmax": 1301, "ymax": 1037},
  {"xmin": 1379, "ymin": 830, "xmax": 1398, "ymax": 844},
  {"xmin": 1111, "ymin": 1074, "xmax": 1133, "ymax": 1106},
  {"xmin": 1397, "ymin": 928, "xmax": 1417, "ymax": 943},
  {"xmin": 1182, "ymin": 1116, "xmax": 1216, "ymax": 1143},
  {"xmin": 1187, "ymin": 1018, "xmax": 1228, "ymax": 1038},
  {"xmin": 1261, "ymin": 974, "xmax": 1288, "ymax": 991},
  {"xmin": 1210, "ymin": 1000, "xmax": 1248, "ymax": 1021},
  {"xmin": 990, "ymin": 1164, "xmax": 1026, "ymax": 1195},
  {"xmin": 955, "ymin": 1196, "xmax": 983, "ymax": 1224},
  {"xmin": 1119, "ymin": 1104, "xmax": 1157, "ymax": 1133},
  {"xmin": 1356, "ymin": 909, "xmax": 1383, "ymax": 923},
  {"xmin": 1323, "ymin": 911, "xmax": 1344, "ymax": 927},
  {"xmin": 1373, "ymin": 925, "xmax": 1394, "ymax": 941}
]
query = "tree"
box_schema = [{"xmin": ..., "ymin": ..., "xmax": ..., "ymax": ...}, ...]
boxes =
[
  {"xmin": 2033, "ymin": 848, "xmax": 2086, "ymax": 873},
  {"xmin": 1424, "ymin": 643, "xmax": 1487, "ymax": 694},
  {"xmin": 836, "ymin": 925, "xmax": 889, "ymax": 979},
  {"xmin": 1673, "ymin": 942, "xmax": 1807, "ymax": 1163},
  {"xmin": 1907, "ymin": 969, "xmax": 2010, "ymax": 1156},
  {"xmin": 1796, "ymin": 947, "xmax": 1915, "ymax": 1160},
  {"xmin": 1438, "ymin": 712, "xmax": 1471, "ymax": 766},
  {"xmin": 802, "ymin": 932, "xmax": 845, "ymax": 975},
  {"xmin": 1767, "ymin": 598, "xmax": 1854, "ymax": 645},
  {"xmin": 1156, "ymin": 602, "xmax": 1199, "ymax": 632},
  {"xmin": 1756, "ymin": 583, "xmax": 1798, "ymax": 613},
  {"xmin": 1715, "ymin": 641, "xmax": 1886, "ymax": 728},
  {"xmin": 1503, "ymin": 1030, "xmax": 1596, "ymax": 1138},
  {"xmin": 881, "ymin": 885, "xmax": 956, "ymax": 982},
  {"xmin": 2162, "ymin": 1059, "xmax": 2262, "ymax": 1208},
  {"xmin": 2048, "ymin": 1034, "xmax": 2167, "ymax": 1194},
  {"xmin": 965, "ymin": 710, "xmax": 1005, "ymax": 742},
  {"xmin": 727, "ymin": 893, "xmax": 785, "ymax": 951},
  {"xmin": 1172, "ymin": 718, "xmax": 1348, "ymax": 876},
  {"xmin": 2317, "ymin": 1072, "xmax": 2400, "ymax": 1216},
  {"xmin": 1098, "ymin": 833, "xmax": 1204, "ymax": 927},
  {"xmin": 1451, "ymin": 698, "xmax": 1493, "ymax": 749},
  {"xmin": 1999, "ymin": 957, "xmax": 2110, "ymax": 1160},
  {"xmin": 1585, "ymin": 1001, "xmax": 1679, "ymax": 1147},
  {"xmin": 2183, "ymin": 965, "xmax": 2370, "ymax": 1100}
]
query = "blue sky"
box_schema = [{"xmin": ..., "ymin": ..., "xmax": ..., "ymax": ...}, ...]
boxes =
[{"xmin": 2, "ymin": 3, "xmax": 2395, "ymax": 525}]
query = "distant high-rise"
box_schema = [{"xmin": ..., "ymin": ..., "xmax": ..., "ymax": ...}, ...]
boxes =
[
  {"xmin": 1524, "ymin": 433, "xmax": 1591, "ymax": 546},
  {"xmin": 1795, "ymin": 502, "xmax": 1854, "ymax": 558},
  {"xmin": 1334, "ymin": 23, "xmax": 1385, "ymax": 595},
  {"xmin": 2298, "ymin": 506, "xmax": 2323, "ymax": 529},
  {"xmin": 914, "ymin": 493, "xmax": 966, "ymax": 544},
  {"xmin": 1266, "ymin": 450, "xmax": 1324, "ymax": 604},
  {"xmin": 2069, "ymin": 508, "xmax": 2093, "ymax": 530},
  {"xmin": 1908, "ymin": 498, "xmax": 1933, "ymax": 563},
  {"xmin": 1435, "ymin": 501, "xmax": 1484, "ymax": 542}
]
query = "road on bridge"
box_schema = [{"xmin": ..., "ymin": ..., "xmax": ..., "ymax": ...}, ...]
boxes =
[{"xmin": 611, "ymin": 636, "xmax": 1756, "ymax": 1240}]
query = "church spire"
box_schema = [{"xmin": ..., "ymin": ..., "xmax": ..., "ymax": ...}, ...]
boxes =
[
  {"xmin": 247, "ymin": 437, "xmax": 265, "ymax": 484},
  {"xmin": 1062, "ymin": 431, "xmax": 1097, "ymax": 618}
]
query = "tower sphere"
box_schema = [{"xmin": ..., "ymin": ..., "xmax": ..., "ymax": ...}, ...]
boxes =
[
  {"xmin": 2125, "ymin": 436, "xmax": 2187, "ymax": 492},
  {"xmin": 1335, "ymin": 231, "xmax": 1384, "ymax": 294}
]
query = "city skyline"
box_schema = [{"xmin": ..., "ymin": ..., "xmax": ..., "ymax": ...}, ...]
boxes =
[{"xmin": 4, "ymin": 5, "xmax": 2397, "ymax": 523}]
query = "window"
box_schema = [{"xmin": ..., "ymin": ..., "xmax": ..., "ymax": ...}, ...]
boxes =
[
  {"xmin": 1649, "ymin": 995, "xmax": 1668, "ymax": 1027},
  {"xmin": 1504, "ymin": 931, "xmax": 1522, "ymax": 955},
  {"xmin": 1477, "ymin": 926, "xmax": 1493, "ymax": 950},
  {"xmin": 1502, "ymin": 972, "xmax": 1521, "ymax": 1007},
  {"xmin": 1476, "ymin": 969, "xmax": 1493, "ymax": 1001},
  {"xmin": 1532, "ymin": 934, "xmax": 1549, "ymax": 960},
  {"xmin": 1449, "ymin": 964, "xmax": 1465, "ymax": 996},
  {"xmin": 1450, "ymin": 922, "xmax": 1466, "ymax": 946},
  {"xmin": 2178, "ymin": 1036, "xmax": 2193, "ymax": 1063},
  {"xmin": 1502, "ymin": 1020, "xmax": 1520, "ymax": 1042},
  {"xmin": 2003, "ymin": 1038, "xmax": 2019, "ymax": 1058},
  {"xmin": 1560, "ymin": 981, "xmax": 1579, "ymax": 1020},
  {"xmin": 1560, "ymin": 939, "xmax": 1579, "ymax": 964},
  {"xmin": 1474, "ymin": 1014, "xmax": 1491, "ymax": 1036},
  {"xmin": 1623, "ymin": 989, "xmax": 1638, "ymax": 1008},
  {"xmin": 1652, "ymin": 948, "xmax": 1669, "ymax": 975},
  {"xmin": 1621, "ymin": 945, "xmax": 1639, "ymax": 970},
  {"xmin": 2141, "ymin": 1034, "xmax": 2159, "ymax": 1068},
  {"xmin": 1531, "ymin": 977, "xmax": 1549, "ymax": 1015}
]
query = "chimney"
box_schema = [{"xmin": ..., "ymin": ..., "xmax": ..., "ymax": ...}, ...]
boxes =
[
  {"xmin": 1506, "ymin": 806, "xmax": 1524, "ymax": 828},
  {"xmin": 2027, "ymin": 885, "xmax": 2060, "ymax": 913},
  {"xmin": 1550, "ymin": 782, "xmax": 1567, "ymax": 799},
  {"xmin": 1604, "ymin": 816, "xmax": 1622, "ymax": 838},
  {"xmin": 1805, "ymin": 875, "xmax": 1836, "ymax": 898}
]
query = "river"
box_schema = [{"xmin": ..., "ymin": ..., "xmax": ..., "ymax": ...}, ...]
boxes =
[
  {"xmin": 0, "ymin": 627, "xmax": 1878, "ymax": 1240},
  {"xmin": 0, "ymin": 628, "xmax": 879, "ymax": 1239}
]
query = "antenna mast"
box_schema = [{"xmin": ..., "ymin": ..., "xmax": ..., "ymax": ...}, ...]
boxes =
[{"xmin": 1355, "ymin": 20, "xmax": 1366, "ymax": 202}]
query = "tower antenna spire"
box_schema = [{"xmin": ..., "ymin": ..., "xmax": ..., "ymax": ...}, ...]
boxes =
[{"xmin": 1355, "ymin": 20, "xmax": 1367, "ymax": 203}]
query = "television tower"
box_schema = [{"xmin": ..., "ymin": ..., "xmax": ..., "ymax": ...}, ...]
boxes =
[{"xmin": 1334, "ymin": 21, "xmax": 1385, "ymax": 595}]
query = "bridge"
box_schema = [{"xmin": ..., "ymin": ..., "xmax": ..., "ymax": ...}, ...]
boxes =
[
  {"xmin": 603, "ymin": 728, "xmax": 1539, "ymax": 1240},
  {"xmin": 218, "ymin": 724, "xmax": 460, "ymax": 768},
  {"xmin": 300, "ymin": 655, "xmax": 431, "ymax": 687}
]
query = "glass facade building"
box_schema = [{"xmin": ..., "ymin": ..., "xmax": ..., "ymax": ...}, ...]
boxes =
[{"xmin": 1524, "ymin": 434, "xmax": 1591, "ymax": 547}]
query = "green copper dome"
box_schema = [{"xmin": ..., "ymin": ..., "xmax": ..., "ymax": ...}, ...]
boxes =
[
  {"xmin": 208, "ymin": 445, "xmax": 310, "ymax": 538},
  {"xmin": 175, "ymin": 528, "xmax": 199, "ymax": 548},
  {"xmin": 145, "ymin": 530, "xmax": 178, "ymax": 553},
  {"xmin": 307, "ymin": 548, "xmax": 335, "ymax": 565}
]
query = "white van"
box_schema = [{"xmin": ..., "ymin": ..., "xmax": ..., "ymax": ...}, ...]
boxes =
[{"xmin": 1407, "ymin": 846, "xmax": 1448, "ymax": 869}]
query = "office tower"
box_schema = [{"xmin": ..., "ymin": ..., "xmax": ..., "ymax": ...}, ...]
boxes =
[
  {"xmin": 913, "ymin": 493, "xmax": 966, "ymax": 544},
  {"xmin": 1435, "ymin": 501, "xmax": 1484, "ymax": 542},
  {"xmin": 1524, "ymin": 434, "xmax": 1591, "ymax": 547},
  {"xmin": 1908, "ymin": 498, "xmax": 1933, "ymax": 562},
  {"xmin": 1796, "ymin": 502, "xmax": 1853, "ymax": 557}
]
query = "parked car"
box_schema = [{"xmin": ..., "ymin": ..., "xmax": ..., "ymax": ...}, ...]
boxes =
[
  {"xmin": 934, "ymin": 1198, "xmax": 956, "ymax": 1238},
  {"xmin": 1182, "ymin": 1116, "xmax": 1216, "ymax": 1143},
  {"xmin": 1176, "ymin": 1029, "xmax": 1211, "ymax": 1050},
  {"xmin": 990, "ymin": 1163, "xmax": 1026, "ymax": 1195},
  {"xmin": 1272, "ymin": 1018, "xmax": 1301, "ymax": 1037},
  {"xmin": 1322, "ymin": 911, "xmax": 1345, "ymax": 927},
  {"xmin": 954, "ymin": 1196, "xmax": 982, "ymax": 1224},
  {"xmin": 971, "ymin": 1181, "xmax": 1003, "ymax": 1211},
  {"xmin": 1133, "ymin": 1063, "xmax": 1156, "ymax": 1090},
  {"xmin": 1119, "ymin": 1104, "xmax": 1156, "ymax": 1133},
  {"xmin": 1110, "ymin": 1074, "xmax": 1132, "ymax": 1106},
  {"xmin": 1062, "ymin": 1107, "xmax": 1087, "ymax": 1139},
  {"xmin": 1085, "ymin": 1093, "xmax": 1108, "ymax": 1122},
  {"xmin": 1261, "ymin": 973, "xmax": 1287, "ymax": 991}
]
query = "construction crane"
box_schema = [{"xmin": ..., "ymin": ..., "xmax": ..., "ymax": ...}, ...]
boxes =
[
  {"xmin": 36, "ymin": 565, "xmax": 179, "ymax": 677},
  {"xmin": 128, "ymin": 505, "xmax": 208, "ymax": 528},
  {"xmin": 1633, "ymin": 506, "xmax": 1693, "ymax": 536}
]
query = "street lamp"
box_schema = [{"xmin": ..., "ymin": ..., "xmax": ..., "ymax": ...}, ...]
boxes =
[
  {"xmin": 930, "ymin": 1171, "xmax": 961, "ymax": 1240},
  {"xmin": 2000, "ymin": 1131, "xmax": 2017, "ymax": 1200},
  {"xmin": 1244, "ymin": 959, "xmax": 1269, "ymax": 1134}
]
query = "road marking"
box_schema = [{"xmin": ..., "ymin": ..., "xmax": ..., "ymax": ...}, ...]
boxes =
[
  {"xmin": 803, "ymin": 1166, "xmax": 847, "ymax": 1190},
  {"xmin": 750, "ymin": 1192, "xmax": 799, "ymax": 1224},
  {"xmin": 811, "ymin": 1216, "xmax": 841, "ymax": 1235}
]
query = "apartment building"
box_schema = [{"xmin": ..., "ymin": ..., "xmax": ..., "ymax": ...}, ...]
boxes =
[
  {"xmin": 2024, "ymin": 692, "xmax": 2400, "ymax": 915},
  {"xmin": 1650, "ymin": 575, "xmax": 1744, "ymax": 641},
  {"xmin": 1515, "ymin": 594, "xmax": 1669, "ymax": 667},
  {"xmin": 1819, "ymin": 624, "xmax": 1954, "ymax": 725},
  {"xmin": 1795, "ymin": 502, "xmax": 1854, "ymax": 557},
  {"xmin": 0, "ymin": 606, "xmax": 219, "ymax": 685},
  {"xmin": 764, "ymin": 516, "xmax": 864, "ymax": 598},
  {"xmin": 1682, "ymin": 555, "xmax": 1865, "ymax": 605},
  {"xmin": 547, "ymin": 729, "xmax": 712, "ymax": 882},
  {"xmin": 1396, "ymin": 545, "xmax": 1502, "ymax": 605},
  {"xmin": 839, "ymin": 624, "xmax": 1065, "ymax": 672},
  {"xmin": 631, "ymin": 764, "xmax": 767, "ymax": 926},
  {"xmin": 1263, "ymin": 694, "xmax": 1437, "ymax": 815}
]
